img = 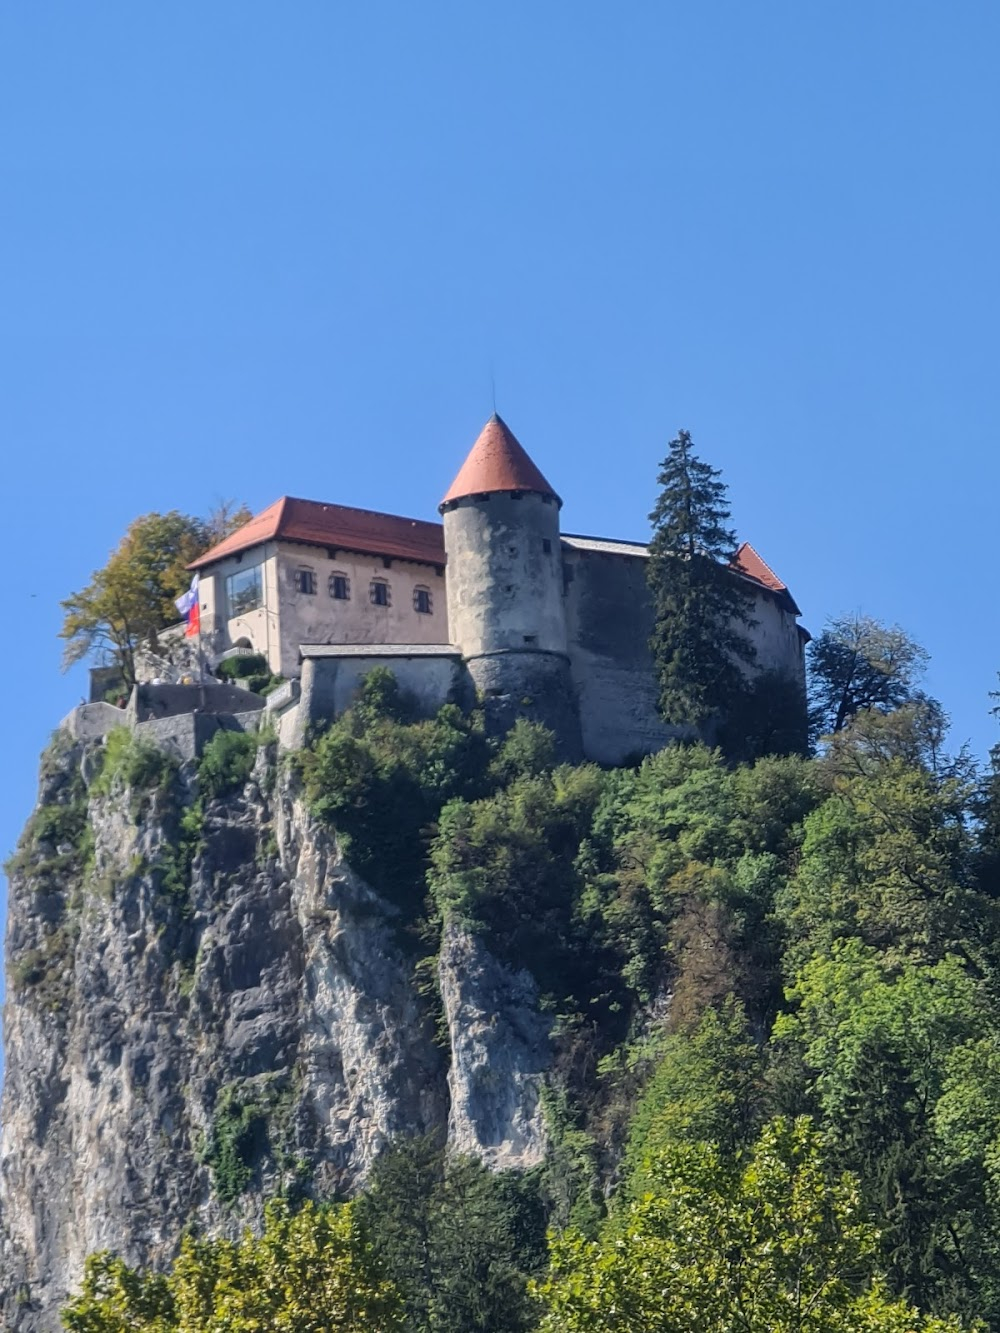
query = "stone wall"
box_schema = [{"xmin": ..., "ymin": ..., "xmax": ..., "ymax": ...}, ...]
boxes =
[
  {"xmin": 465, "ymin": 650, "xmax": 583, "ymax": 762},
  {"xmin": 60, "ymin": 686, "xmax": 265, "ymax": 763},
  {"xmin": 290, "ymin": 650, "xmax": 466, "ymax": 746},
  {"xmin": 563, "ymin": 543, "xmax": 806, "ymax": 764},
  {"xmin": 61, "ymin": 702, "xmax": 127, "ymax": 743},
  {"xmin": 443, "ymin": 493, "xmax": 567, "ymax": 658},
  {"xmin": 127, "ymin": 682, "xmax": 266, "ymax": 725},
  {"xmin": 133, "ymin": 711, "xmax": 263, "ymax": 763},
  {"xmin": 562, "ymin": 546, "xmax": 677, "ymax": 764}
]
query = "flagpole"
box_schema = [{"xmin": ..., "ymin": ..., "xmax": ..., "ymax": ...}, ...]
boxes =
[{"xmin": 197, "ymin": 580, "xmax": 205, "ymax": 684}]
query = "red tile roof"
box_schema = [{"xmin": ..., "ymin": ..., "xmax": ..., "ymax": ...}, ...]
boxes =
[
  {"xmin": 189, "ymin": 496, "xmax": 446, "ymax": 571},
  {"xmin": 189, "ymin": 496, "xmax": 801, "ymax": 617},
  {"xmin": 440, "ymin": 414, "xmax": 561, "ymax": 509},
  {"xmin": 732, "ymin": 541, "xmax": 800, "ymax": 614}
]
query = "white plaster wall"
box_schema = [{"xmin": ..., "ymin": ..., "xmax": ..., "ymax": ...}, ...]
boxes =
[
  {"xmin": 274, "ymin": 543, "xmax": 448, "ymax": 678},
  {"xmin": 288, "ymin": 654, "xmax": 463, "ymax": 744},
  {"xmin": 198, "ymin": 545, "xmax": 283, "ymax": 673},
  {"xmin": 198, "ymin": 542, "xmax": 448, "ymax": 678},
  {"xmin": 745, "ymin": 590, "xmax": 806, "ymax": 687}
]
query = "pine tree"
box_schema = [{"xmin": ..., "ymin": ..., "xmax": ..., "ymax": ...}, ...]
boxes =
[{"xmin": 646, "ymin": 430, "xmax": 756, "ymax": 730}]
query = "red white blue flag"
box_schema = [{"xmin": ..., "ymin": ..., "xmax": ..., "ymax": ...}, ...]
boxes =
[{"xmin": 174, "ymin": 574, "xmax": 201, "ymax": 639}]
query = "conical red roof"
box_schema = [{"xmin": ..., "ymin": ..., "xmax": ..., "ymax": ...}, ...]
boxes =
[{"xmin": 440, "ymin": 414, "xmax": 561, "ymax": 509}]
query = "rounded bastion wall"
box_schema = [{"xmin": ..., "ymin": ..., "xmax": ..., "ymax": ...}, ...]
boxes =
[{"xmin": 442, "ymin": 492, "xmax": 567, "ymax": 660}]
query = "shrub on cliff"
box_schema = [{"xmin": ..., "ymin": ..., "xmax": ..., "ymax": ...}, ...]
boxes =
[{"xmin": 295, "ymin": 673, "xmax": 489, "ymax": 908}]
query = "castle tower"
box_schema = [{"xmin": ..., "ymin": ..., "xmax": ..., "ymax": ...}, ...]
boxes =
[{"xmin": 440, "ymin": 415, "xmax": 581, "ymax": 755}]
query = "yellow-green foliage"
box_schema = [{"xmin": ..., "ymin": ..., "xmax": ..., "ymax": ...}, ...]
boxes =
[
  {"xmin": 61, "ymin": 1199, "xmax": 404, "ymax": 1331},
  {"xmin": 536, "ymin": 1118, "xmax": 977, "ymax": 1332}
]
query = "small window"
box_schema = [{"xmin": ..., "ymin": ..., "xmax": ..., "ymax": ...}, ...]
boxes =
[
  {"xmin": 414, "ymin": 586, "xmax": 432, "ymax": 615},
  {"xmin": 370, "ymin": 579, "xmax": 390, "ymax": 607},
  {"xmin": 542, "ymin": 538, "xmax": 552, "ymax": 554},
  {"xmin": 294, "ymin": 568, "xmax": 317, "ymax": 595},
  {"xmin": 329, "ymin": 573, "xmax": 350, "ymax": 601}
]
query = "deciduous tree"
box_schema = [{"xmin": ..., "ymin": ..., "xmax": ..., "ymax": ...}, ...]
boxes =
[
  {"xmin": 808, "ymin": 614, "xmax": 929, "ymax": 739},
  {"xmin": 61, "ymin": 1199, "xmax": 404, "ymax": 1331},
  {"xmin": 536, "ymin": 1118, "xmax": 974, "ymax": 1332},
  {"xmin": 60, "ymin": 504, "xmax": 251, "ymax": 690}
]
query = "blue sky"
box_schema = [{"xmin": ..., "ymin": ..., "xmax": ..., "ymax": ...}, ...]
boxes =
[{"xmin": 2, "ymin": 3, "xmax": 999, "ymax": 1019}]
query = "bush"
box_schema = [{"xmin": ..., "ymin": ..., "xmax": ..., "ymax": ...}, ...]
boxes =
[
  {"xmin": 488, "ymin": 719, "xmax": 558, "ymax": 786},
  {"xmin": 197, "ymin": 728, "xmax": 259, "ymax": 800},
  {"xmin": 91, "ymin": 728, "xmax": 178, "ymax": 810},
  {"xmin": 428, "ymin": 765, "xmax": 606, "ymax": 995},
  {"xmin": 216, "ymin": 652, "xmax": 283, "ymax": 696},
  {"xmin": 216, "ymin": 652, "xmax": 268, "ymax": 681},
  {"xmin": 4, "ymin": 735, "xmax": 93, "ymax": 890},
  {"xmin": 295, "ymin": 678, "xmax": 489, "ymax": 911},
  {"xmin": 201, "ymin": 1082, "xmax": 270, "ymax": 1206}
]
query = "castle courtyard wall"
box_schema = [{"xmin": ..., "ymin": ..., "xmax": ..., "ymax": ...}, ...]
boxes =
[
  {"xmin": 562, "ymin": 544, "xmax": 678, "ymax": 764},
  {"xmin": 562, "ymin": 544, "xmax": 806, "ymax": 765}
]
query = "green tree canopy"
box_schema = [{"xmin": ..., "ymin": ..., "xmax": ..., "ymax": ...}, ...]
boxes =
[
  {"xmin": 60, "ymin": 1199, "xmax": 404, "ymax": 1331},
  {"xmin": 354, "ymin": 1138, "xmax": 547, "ymax": 1333},
  {"xmin": 646, "ymin": 429, "xmax": 757, "ymax": 733},
  {"xmin": 536, "ymin": 1118, "xmax": 975, "ymax": 1332},
  {"xmin": 808, "ymin": 613, "xmax": 929, "ymax": 740}
]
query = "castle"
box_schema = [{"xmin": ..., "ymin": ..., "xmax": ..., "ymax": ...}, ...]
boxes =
[{"xmin": 178, "ymin": 415, "xmax": 808, "ymax": 763}]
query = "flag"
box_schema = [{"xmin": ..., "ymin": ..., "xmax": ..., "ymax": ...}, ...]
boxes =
[{"xmin": 174, "ymin": 574, "xmax": 201, "ymax": 639}]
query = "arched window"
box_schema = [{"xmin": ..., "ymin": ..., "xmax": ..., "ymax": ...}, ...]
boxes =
[
  {"xmin": 413, "ymin": 586, "xmax": 432, "ymax": 615},
  {"xmin": 370, "ymin": 579, "xmax": 390, "ymax": 607},
  {"xmin": 329, "ymin": 572, "xmax": 351, "ymax": 600}
]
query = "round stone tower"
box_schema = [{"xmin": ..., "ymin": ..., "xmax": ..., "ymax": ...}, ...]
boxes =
[{"xmin": 440, "ymin": 414, "xmax": 581, "ymax": 756}]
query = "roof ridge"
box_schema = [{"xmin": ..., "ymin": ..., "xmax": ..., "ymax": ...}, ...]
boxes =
[{"xmin": 283, "ymin": 495, "xmax": 441, "ymax": 528}]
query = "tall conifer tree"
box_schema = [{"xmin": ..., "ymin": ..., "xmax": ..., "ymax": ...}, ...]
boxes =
[{"xmin": 647, "ymin": 430, "xmax": 756, "ymax": 729}]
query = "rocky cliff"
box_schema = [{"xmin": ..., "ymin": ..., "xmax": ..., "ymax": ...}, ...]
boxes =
[{"xmin": 0, "ymin": 733, "xmax": 552, "ymax": 1330}]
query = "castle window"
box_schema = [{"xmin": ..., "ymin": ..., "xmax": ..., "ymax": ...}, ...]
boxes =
[
  {"xmin": 226, "ymin": 565, "xmax": 263, "ymax": 617},
  {"xmin": 542, "ymin": 539, "xmax": 552, "ymax": 554},
  {"xmin": 413, "ymin": 586, "xmax": 432, "ymax": 615},
  {"xmin": 294, "ymin": 568, "xmax": 317, "ymax": 595},
  {"xmin": 329, "ymin": 573, "xmax": 350, "ymax": 601},
  {"xmin": 370, "ymin": 579, "xmax": 390, "ymax": 607}
]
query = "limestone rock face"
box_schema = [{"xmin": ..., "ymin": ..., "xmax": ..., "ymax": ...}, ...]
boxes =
[
  {"xmin": 0, "ymin": 738, "xmax": 551, "ymax": 1330},
  {"xmin": 439, "ymin": 924, "xmax": 550, "ymax": 1171}
]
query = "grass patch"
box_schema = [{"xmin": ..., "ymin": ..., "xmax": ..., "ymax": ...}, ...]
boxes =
[{"xmin": 8, "ymin": 922, "xmax": 79, "ymax": 1010}]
